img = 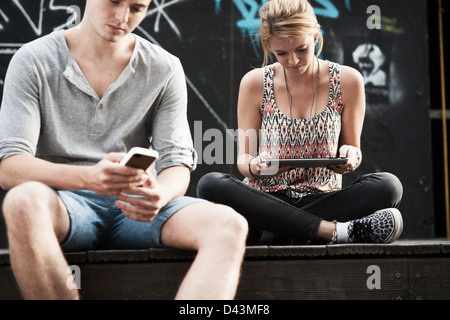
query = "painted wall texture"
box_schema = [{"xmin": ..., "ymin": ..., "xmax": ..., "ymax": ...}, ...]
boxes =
[{"xmin": 0, "ymin": 0, "xmax": 433, "ymax": 239}]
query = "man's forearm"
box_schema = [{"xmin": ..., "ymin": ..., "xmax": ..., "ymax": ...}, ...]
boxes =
[
  {"xmin": 0, "ymin": 154, "xmax": 88, "ymax": 191},
  {"xmin": 156, "ymin": 166, "xmax": 191, "ymax": 206}
]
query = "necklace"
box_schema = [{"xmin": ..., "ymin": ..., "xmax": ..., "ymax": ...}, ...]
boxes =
[{"xmin": 283, "ymin": 56, "xmax": 320, "ymax": 135}]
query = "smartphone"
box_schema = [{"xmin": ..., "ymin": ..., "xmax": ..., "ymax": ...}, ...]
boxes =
[{"xmin": 119, "ymin": 147, "xmax": 159, "ymax": 170}]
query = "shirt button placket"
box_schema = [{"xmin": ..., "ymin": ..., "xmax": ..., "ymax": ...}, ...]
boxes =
[{"xmin": 90, "ymin": 101, "xmax": 104, "ymax": 136}]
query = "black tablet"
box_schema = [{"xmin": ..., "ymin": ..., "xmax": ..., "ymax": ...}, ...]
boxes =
[{"xmin": 264, "ymin": 157, "xmax": 348, "ymax": 168}]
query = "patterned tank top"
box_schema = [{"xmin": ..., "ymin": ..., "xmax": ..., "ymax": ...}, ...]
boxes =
[{"xmin": 244, "ymin": 61, "xmax": 344, "ymax": 199}]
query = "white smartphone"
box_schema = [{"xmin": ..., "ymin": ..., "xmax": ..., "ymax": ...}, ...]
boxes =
[{"xmin": 119, "ymin": 147, "xmax": 159, "ymax": 170}]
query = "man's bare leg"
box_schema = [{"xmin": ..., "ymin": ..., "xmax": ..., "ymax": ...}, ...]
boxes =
[
  {"xmin": 2, "ymin": 181, "xmax": 77, "ymax": 299},
  {"xmin": 160, "ymin": 202, "xmax": 248, "ymax": 300}
]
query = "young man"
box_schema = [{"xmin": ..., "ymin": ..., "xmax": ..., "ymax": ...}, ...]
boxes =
[{"xmin": 0, "ymin": 0, "xmax": 247, "ymax": 300}]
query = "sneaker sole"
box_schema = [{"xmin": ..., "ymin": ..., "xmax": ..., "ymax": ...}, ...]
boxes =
[{"xmin": 384, "ymin": 208, "xmax": 403, "ymax": 243}]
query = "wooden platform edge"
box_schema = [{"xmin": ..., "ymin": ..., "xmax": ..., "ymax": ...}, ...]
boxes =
[
  {"xmin": 1, "ymin": 240, "xmax": 450, "ymax": 265},
  {"xmin": 1, "ymin": 240, "xmax": 449, "ymax": 300}
]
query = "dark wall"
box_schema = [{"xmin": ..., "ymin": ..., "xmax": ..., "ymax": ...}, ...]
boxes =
[
  {"xmin": 0, "ymin": 0, "xmax": 435, "ymax": 246},
  {"xmin": 428, "ymin": 0, "xmax": 450, "ymax": 238}
]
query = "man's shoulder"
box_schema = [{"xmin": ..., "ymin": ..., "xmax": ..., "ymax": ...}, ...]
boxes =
[
  {"xmin": 133, "ymin": 34, "xmax": 181, "ymax": 70},
  {"xmin": 14, "ymin": 31, "xmax": 64, "ymax": 62}
]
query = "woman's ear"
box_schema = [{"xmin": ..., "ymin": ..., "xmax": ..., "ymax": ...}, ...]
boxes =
[{"xmin": 314, "ymin": 34, "xmax": 319, "ymax": 44}]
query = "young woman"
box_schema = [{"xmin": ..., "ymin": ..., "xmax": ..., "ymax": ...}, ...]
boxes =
[{"xmin": 197, "ymin": 0, "xmax": 403, "ymax": 245}]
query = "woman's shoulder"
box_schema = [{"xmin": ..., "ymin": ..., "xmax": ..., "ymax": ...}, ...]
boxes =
[
  {"xmin": 341, "ymin": 65, "xmax": 364, "ymax": 83},
  {"xmin": 241, "ymin": 62, "xmax": 278, "ymax": 81},
  {"xmin": 340, "ymin": 65, "xmax": 364, "ymax": 97},
  {"xmin": 239, "ymin": 67, "xmax": 265, "ymax": 92},
  {"xmin": 326, "ymin": 61, "xmax": 365, "ymax": 104},
  {"xmin": 326, "ymin": 60, "xmax": 363, "ymax": 85}
]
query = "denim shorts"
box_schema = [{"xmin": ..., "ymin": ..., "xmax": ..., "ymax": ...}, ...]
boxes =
[{"xmin": 57, "ymin": 190, "xmax": 206, "ymax": 252}]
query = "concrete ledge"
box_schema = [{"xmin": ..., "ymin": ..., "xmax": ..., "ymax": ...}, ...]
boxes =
[{"xmin": 2, "ymin": 240, "xmax": 450, "ymax": 267}]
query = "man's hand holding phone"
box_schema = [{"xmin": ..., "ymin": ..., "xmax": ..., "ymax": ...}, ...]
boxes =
[
  {"xmin": 115, "ymin": 147, "xmax": 162, "ymax": 222},
  {"xmin": 85, "ymin": 152, "xmax": 148, "ymax": 197},
  {"xmin": 115, "ymin": 172, "xmax": 163, "ymax": 222}
]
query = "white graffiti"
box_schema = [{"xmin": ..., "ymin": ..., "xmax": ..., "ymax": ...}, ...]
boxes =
[
  {"xmin": 12, "ymin": 0, "xmax": 45, "ymax": 35},
  {"xmin": 0, "ymin": 0, "xmax": 231, "ymax": 132},
  {"xmin": 146, "ymin": 0, "xmax": 183, "ymax": 39},
  {"xmin": 0, "ymin": 0, "xmax": 81, "ymax": 43},
  {"xmin": 51, "ymin": 3, "xmax": 81, "ymax": 30},
  {"xmin": 137, "ymin": 25, "xmax": 231, "ymax": 134},
  {"xmin": 0, "ymin": 8, "xmax": 9, "ymax": 31},
  {"xmin": 141, "ymin": 0, "xmax": 232, "ymax": 132}
]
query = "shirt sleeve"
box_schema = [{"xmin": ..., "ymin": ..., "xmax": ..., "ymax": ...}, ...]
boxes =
[
  {"xmin": 0, "ymin": 46, "xmax": 41, "ymax": 160},
  {"xmin": 150, "ymin": 58, "xmax": 197, "ymax": 174}
]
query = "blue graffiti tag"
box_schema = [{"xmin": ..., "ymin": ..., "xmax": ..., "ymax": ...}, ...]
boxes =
[
  {"xmin": 314, "ymin": 0, "xmax": 351, "ymax": 18},
  {"xmin": 215, "ymin": 0, "xmax": 222, "ymax": 14},
  {"xmin": 233, "ymin": 0, "xmax": 267, "ymax": 36},
  {"xmin": 314, "ymin": 0, "xmax": 339, "ymax": 18},
  {"xmin": 214, "ymin": 0, "xmax": 352, "ymax": 58},
  {"xmin": 233, "ymin": 0, "xmax": 268, "ymax": 56}
]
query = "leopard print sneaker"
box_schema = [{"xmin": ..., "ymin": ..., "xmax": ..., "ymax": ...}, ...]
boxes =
[{"xmin": 347, "ymin": 208, "xmax": 403, "ymax": 243}]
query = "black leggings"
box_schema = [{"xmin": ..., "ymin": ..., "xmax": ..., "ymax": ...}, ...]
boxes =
[{"xmin": 196, "ymin": 172, "xmax": 403, "ymax": 244}]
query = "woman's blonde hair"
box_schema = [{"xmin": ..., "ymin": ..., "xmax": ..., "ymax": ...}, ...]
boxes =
[{"xmin": 259, "ymin": 0, "xmax": 323, "ymax": 66}]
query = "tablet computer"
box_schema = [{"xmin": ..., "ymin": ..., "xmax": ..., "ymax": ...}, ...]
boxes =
[{"xmin": 264, "ymin": 157, "xmax": 348, "ymax": 168}]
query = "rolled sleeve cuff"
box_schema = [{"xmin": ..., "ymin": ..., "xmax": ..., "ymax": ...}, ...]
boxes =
[
  {"xmin": 0, "ymin": 139, "xmax": 35, "ymax": 160},
  {"xmin": 155, "ymin": 146, "xmax": 198, "ymax": 174}
]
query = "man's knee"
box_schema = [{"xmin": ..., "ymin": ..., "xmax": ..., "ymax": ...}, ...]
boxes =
[
  {"xmin": 223, "ymin": 205, "xmax": 249, "ymax": 238},
  {"xmin": 2, "ymin": 181, "xmax": 57, "ymax": 229},
  {"xmin": 208, "ymin": 204, "xmax": 248, "ymax": 248}
]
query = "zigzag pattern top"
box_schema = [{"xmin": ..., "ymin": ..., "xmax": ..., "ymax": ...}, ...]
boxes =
[{"xmin": 245, "ymin": 61, "xmax": 344, "ymax": 198}]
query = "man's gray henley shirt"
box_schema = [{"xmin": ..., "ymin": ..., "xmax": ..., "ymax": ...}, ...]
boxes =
[{"xmin": 0, "ymin": 30, "xmax": 196, "ymax": 175}]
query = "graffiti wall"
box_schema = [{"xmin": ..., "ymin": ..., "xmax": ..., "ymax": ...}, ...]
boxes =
[{"xmin": 0, "ymin": 0, "xmax": 433, "ymax": 239}]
